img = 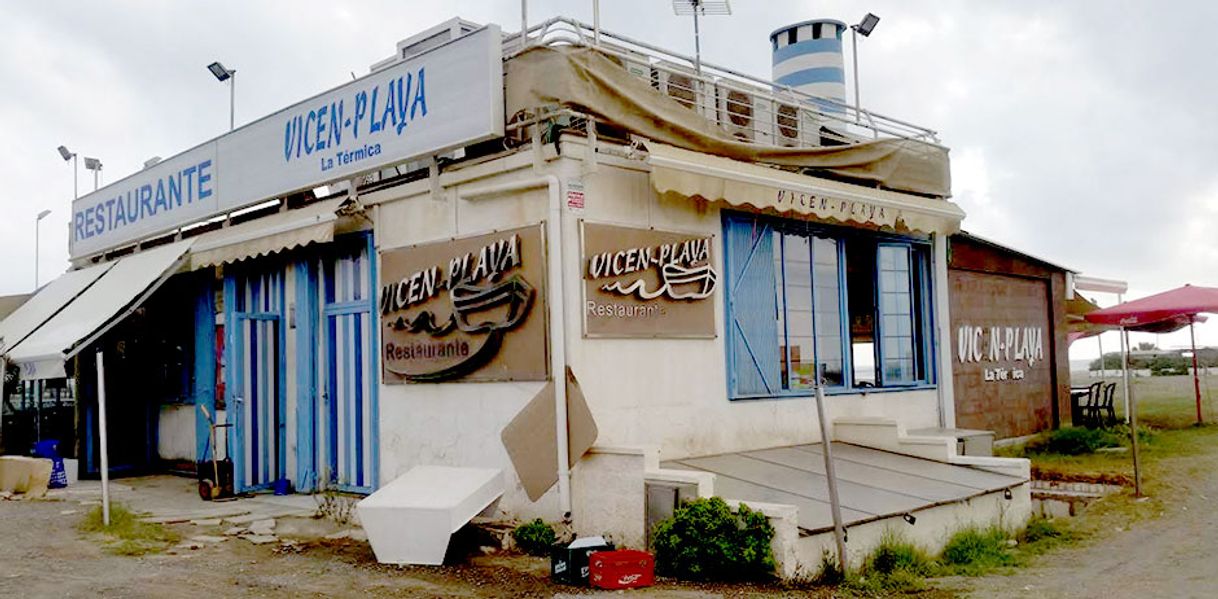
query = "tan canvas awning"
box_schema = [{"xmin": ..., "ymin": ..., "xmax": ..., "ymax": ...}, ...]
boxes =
[
  {"xmin": 646, "ymin": 142, "xmax": 965, "ymax": 235},
  {"xmin": 188, "ymin": 198, "xmax": 346, "ymax": 270}
]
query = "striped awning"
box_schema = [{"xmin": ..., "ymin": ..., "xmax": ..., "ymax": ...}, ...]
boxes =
[
  {"xmin": 646, "ymin": 142, "xmax": 965, "ymax": 235},
  {"xmin": 188, "ymin": 198, "xmax": 345, "ymax": 270}
]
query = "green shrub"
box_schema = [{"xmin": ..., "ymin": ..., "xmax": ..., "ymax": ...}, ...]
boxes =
[
  {"xmin": 652, "ymin": 497, "xmax": 776, "ymax": 581},
  {"xmin": 511, "ymin": 518, "xmax": 556, "ymax": 556},
  {"xmin": 940, "ymin": 525, "xmax": 1014, "ymax": 575},
  {"xmin": 1041, "ymin": 427, "xmax": 1122, "ymax": 455},
  {"xmin": 810, "ymin": 550, "xmax": 844, "ymax": 586}
]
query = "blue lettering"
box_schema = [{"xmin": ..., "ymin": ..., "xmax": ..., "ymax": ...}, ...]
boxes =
[
  {"xmin": 316, "ymin": 105, "xmax": 328, "ymax": 150},
  {"xmin": 74, "ymin": 211, "xmax": 86, "ymax": 241},
  {"xmin": 104, "ymin": 198, "xmax": 116, "ymax": 230},
  {"xmin": 329, "ymin": 100, "xmax": 343, "ymax": 148},
  {"xmin": 378, "ymin": 80, "xmax": 397, "ymax": 134},
  {"xmin": 295, "ymin": 115, "xmax": 305, "ymax": 158},
  {"xmin": 182, "ymin": 165, "xmax": 197, "ymax": 203},
  {"xmin": 124, "ymin": 191, "xmax": 138, "ymax": 223},
  {"xmin": 370, "ymin": 87, "xmax": 382, "ymax": 133},
  {"xmin": 397, "ymin": 73, "xmax": 411, "ymax": 134},
  {"xmin": 168, "ymin": 172, "xmax": 182, "ymax": 207},
  {"xmin": 115, "ymin": 194, "xmax": 127, "ymax": 227},
  {"xmin": 154, "ymin": 179, "xmax": 169, "ymax": 212},
  {"xmin": 354, "ymin": 91, "xmax": 367, "ymax": 138},
  {"xmin": 82, "ymin": 208, "xmax": 94, "ymax": 239},
  {"xmin": 411, "ymin": 67, "xmax": 427, "ymax": 119},
  {"xmin": 283, "ymin": 117, "xmax": 295, "ymax": 162},
  {"xmin": 93, "ymin": 202, "xmax": 105, "ymax": 236},
  {"xmin": 304, "ymin": 110, "xmax": 316, "ymax": 154},
  {"xmin": 197, "ymin": 160, "xmax": 212, "ymax": 199},
  {"xmin": 140, "ymin": 185, "xmax": 154, "ymax": 217}
]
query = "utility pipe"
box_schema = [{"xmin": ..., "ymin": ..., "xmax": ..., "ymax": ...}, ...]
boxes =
[
  {"xmin": 1121, "ymin": 328, "xmax": 1142, "ymax": 496},
  {"xmin": 459, "ymin": 175, "xmax": 570, "ymax": 516},
  {"xmin": 96, "ymin": 350, "xmax": 111, "ymax": 526},
  {"xmin": 814, "ymin": 378, "xmax": 848, "ymax": 573}
]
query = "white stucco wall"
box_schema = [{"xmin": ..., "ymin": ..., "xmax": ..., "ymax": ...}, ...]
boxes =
[{"xmin": 366, "ymin": 140, "xmax": 949, "ymax": 522}]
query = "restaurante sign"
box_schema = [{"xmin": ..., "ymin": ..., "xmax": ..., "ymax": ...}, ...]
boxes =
[
  {"xmin": 379, "ymin": 224, "xmax": 547, "ymax": 382},
  {"xmin": 581, "ymin": 222, "xmax": 717, "ymax": 338}
]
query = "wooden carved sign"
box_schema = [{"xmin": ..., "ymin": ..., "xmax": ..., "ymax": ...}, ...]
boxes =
[
  {"xmin": 379, "ymin": 224, "xmax": 548, "ymax": 383},
  {"xmin": 581, "ymin": 222, "xmax": 717, "ymax": 338}
]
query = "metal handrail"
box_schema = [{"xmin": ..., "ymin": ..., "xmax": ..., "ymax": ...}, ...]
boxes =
[{"xmin": 504, "ymin": 16, "xmax": 941, "ymax": 147}]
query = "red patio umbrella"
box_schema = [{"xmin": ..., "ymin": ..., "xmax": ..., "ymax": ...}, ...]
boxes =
[{"xmin": 1086, "ymin": 284, "xmax": 1218, "ymax": 425}]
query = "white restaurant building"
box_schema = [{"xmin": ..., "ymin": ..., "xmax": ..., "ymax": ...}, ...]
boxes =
[{"xmin": 0, "ymin": 16, "xmax": 1030, "ymax": 574}]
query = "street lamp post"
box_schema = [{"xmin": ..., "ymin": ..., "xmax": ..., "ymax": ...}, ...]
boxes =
[
  {"xmin": 34, "ymin": 209, "xmax": 51, "ymax": 290},
  {"xmin": 207, "ymin": 61, "xmax": 237, "ymax": 131},
  {"xmin": 84, "ymin": 157, "xmax": 103, "ymax": 191},
  {"xmin": 850, "ymin": 13, "xmax": 881, "ymax": 123},
  {"xmin": 57, "ymin": 145, "xmax": 78, "ymax": 199}
]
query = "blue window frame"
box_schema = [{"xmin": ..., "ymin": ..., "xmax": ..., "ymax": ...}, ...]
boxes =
[{"xmin": 723, "ymin": 212, "xmax": 934, "ymax": 399}]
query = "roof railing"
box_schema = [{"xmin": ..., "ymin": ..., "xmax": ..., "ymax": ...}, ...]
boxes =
[{"xmin": 503, "ymin": 16, "xmax": 940, "ymax": 148}]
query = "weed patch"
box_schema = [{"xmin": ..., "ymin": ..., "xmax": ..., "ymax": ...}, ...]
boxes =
[
  {"xmin": 510, "ymin": 518, "xmax": 556, "ymax": 556},
  {"xmin": 77, "ymin": 504, "xmax": 178, "ymax": 556},
  {"xmin": 939, "ymin": 526, "xmax": 1015, "ymax": 575},
  {"xmin": 846, "ymin": 530, "xmax": 935, "ymax": 593}
]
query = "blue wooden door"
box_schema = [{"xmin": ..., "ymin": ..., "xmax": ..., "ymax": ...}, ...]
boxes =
[
  {"xmin": 316, "ymin": 243, "xmax": 377, "ymax": 493},
  {"xmin": 228, "ymin": 269, "xmax": 287, "ymax": 491}
]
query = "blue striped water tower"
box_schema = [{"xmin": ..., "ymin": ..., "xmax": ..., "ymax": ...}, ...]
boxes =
[{"xmin": 770, "ymin": 20, "xmax": 848, "ymax": 125}]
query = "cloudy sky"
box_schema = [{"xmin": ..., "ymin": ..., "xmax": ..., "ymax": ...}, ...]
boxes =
[{"xmin": 1, "ymin": 1, "xmax": 1212, "ymax": 359}]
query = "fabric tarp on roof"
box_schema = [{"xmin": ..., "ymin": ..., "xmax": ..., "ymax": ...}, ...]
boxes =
[
  {"xmin": 6, "ymin": 240, "xmax": 194, "ymax": 380},
  {"xmin": 645, "ymin": 141, "xmax": 965, "ymax": 235},
  {"xmin": 0, "ymin": 262, "xmax": 113, "ymax": 354},
  {"xmin": 188, "ymin": 198, "xmax": 344, "ymax": 270},
  {"xmin": 504, "ymin": 45, "xmax": 951, "ymax": 198}
]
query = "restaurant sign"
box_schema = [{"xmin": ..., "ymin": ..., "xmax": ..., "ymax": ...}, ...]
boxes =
[
  {"xmin": 70, "ymin": 25, "xmax": 504, "ymax": 259},
  {"xmin": 581, "ymin": 222, "xmax": 717, "ymax": 338},
  {"xmin": 379, "ymin": 224, "xmax": 548, "ymax": 383},
  {"xmin": 956, "ymin": 324, "xmax": 1046, "ymax": 383}
]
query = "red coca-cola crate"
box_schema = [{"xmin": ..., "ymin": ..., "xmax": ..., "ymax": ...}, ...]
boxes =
[{"xmin": 589, "ymin": 549, "xmax": 655, "ymax": 590}]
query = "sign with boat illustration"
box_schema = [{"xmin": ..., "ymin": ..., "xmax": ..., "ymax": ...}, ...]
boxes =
[
  {"xmin": 379, "ymin": 224, "xmax": 548, "ymax": 382},
  {"xmin": 581, "ymin": 222, "xmax": 717, "ymax": 338}
]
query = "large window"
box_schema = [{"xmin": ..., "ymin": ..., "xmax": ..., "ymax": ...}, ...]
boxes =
[{"xmin": 724, "ymin": 213, "xmax": 933, "ymax": 398}]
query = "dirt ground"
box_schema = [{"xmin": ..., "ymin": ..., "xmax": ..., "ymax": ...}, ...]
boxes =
[
  {"xmin": 951, "ymin": 436, "xmax": 1218, "ymax": 598},
  {"xmin": 0, "ymin": 495, "xmax": 828, "ymax": 598}
]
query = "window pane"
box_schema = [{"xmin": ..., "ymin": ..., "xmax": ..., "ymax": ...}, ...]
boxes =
[
  {"xmin": 782, "ymin": 235, "xmax": 815, "ymax": 389},
  {"xmin": 877, "ymin": 245, "xmax": 915, "ymax": 385},
  {"xmin": 773, "ymin": 230, "xmax": 789, "ymax": 388},
  {"xmin": 812, "ymin": 236, "xmax": 844, "ymax": 386}
]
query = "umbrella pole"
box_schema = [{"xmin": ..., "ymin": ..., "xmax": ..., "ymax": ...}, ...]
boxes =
[
  {"xmin": 1190, "ymin": 317, "xmax": 1202, "ymax": 425},
  {"xmin": 1122, "ymin": 327, "xmax": 1142, "ymax": 497}
]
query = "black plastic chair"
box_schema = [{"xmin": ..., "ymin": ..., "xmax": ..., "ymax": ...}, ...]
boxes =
[
  {"xmin": 1079, "ymin": 381, "xmax": 1103, "ymax": 428},
  {"xmin": 1100, "ymin": 382, "xmax": 1117, "ymax": 426}
]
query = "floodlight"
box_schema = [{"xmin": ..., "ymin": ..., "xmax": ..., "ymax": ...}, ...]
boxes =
[
  {"xmin": 854, "ymin": 13, "xmax": 880, "ymax": 37},
  {"xmin": 84, "ymin": 157, "xmax": 102, "ymax": 171},
  {"xmin": 207, "ymin": 61, "xmax": 234, "ymax": 81},
  {"xmin": 57, "ymin": 145, "xmax": 74, "ymax": 161},
  {"xmin": 37, "ymin": 209, "xmax": 51, "ymax": 221}
]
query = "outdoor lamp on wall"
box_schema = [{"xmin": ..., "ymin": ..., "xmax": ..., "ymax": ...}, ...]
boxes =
[
  {"xmin": 57, "ymin": 145, "xmax": 78, "ymax": 200},
  {"xmin": 849, "ymin": 12, "xmax": 881, "ymax": 123},
  {"xmin": 83, "ymin": 157, "xmax": 103, "ymax": 191},
  {"xmin": 207, "ymin": 61, "xmax": 237, "ymax": 131}
]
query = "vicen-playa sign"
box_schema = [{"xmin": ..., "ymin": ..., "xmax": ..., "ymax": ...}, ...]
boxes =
[
  {"xmin": 379, "ymin": 224, "xmax": 547, "ymax": 383},
  {"xmin": 581, "ymin": 222, "xmax": 717, "ymax": 338}
]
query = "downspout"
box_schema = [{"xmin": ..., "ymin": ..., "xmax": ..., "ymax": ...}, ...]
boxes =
[
  {"xmin": 458, "ymin": 175, "xmax": 570, "ymax": 516},
  {"xmin": 933, "ymin": 232, "xmax": 955, "ymax": 429}
]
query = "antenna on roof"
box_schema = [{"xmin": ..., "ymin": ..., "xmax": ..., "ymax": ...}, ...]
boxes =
[{"xmin": 672, "ymin": 0, "xmax": 731, "ymax": 74}]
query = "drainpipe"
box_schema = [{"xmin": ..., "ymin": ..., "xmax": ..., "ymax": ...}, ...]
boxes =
[
  {"xmin": 933, "ymin": 232, "xmax": 955, "ymax": 429},
  {"xmin": 458, "ymin": 175, "xmax": 570, "ymax": 516}
]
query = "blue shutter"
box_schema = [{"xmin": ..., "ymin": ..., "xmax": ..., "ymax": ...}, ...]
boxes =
[{"xmin": 725, "ymin": 216, "xmax": 781, "ymax": 397}]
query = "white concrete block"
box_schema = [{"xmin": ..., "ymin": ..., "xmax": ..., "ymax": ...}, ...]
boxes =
[{"xmin": 356, "ymin": 465, "xmax": 503, "ymax": 566}]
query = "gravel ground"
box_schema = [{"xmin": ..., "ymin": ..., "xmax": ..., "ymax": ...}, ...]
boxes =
[
  {"xmin": 957, "ymin": 444, "xmax": 1218, "ymax": 598},
  {"xmin": 0, "ymin": 497, "xmax": 824, "ymax": 598}
]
